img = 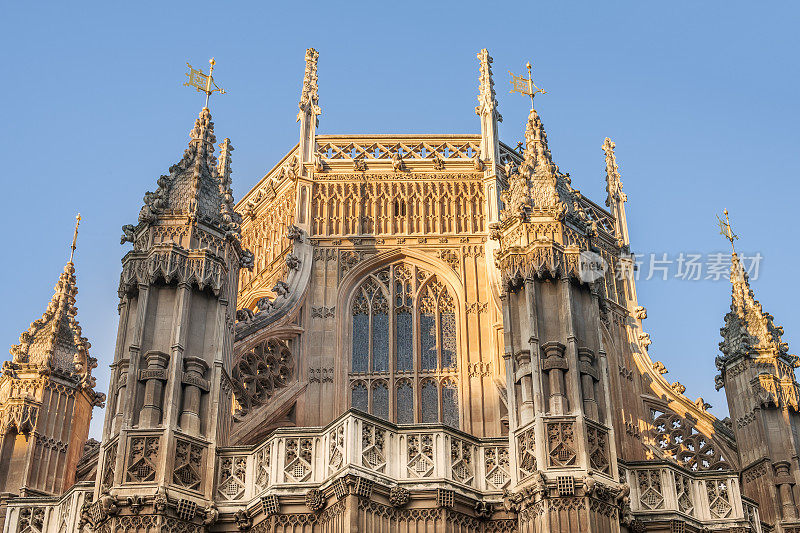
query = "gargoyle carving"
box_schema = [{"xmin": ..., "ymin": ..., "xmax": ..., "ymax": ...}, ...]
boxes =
[{"xmin": 120, "ymin": 224, "xmax": 136, "ymax": 245}]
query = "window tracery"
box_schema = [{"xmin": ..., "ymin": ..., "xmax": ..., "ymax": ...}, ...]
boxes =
[
  {"xmin": 650, "ymin": 409, "xmax": 730, "ymax": 471},
  {"xmin": 231, "ymin": 338, "xmax": 294, "ymax": 417},
  {"xmin": 349, "ymin": 262, "xmax": 460, "ymax": 427},
  {"xmin": 312, "ymin": 177, "xmax": 484, "ymax": 237}
]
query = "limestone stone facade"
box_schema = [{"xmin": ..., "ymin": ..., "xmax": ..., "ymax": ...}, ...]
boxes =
[{"xmin": 1, "ymin": 48, "xmax": 798, "ymax": 533}]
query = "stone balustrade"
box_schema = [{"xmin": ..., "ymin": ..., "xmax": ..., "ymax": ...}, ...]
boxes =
[
  {"xmin": 2, "ymin": 481, "xmax": 93, "ymax": 533},
  {"xmin": 1, "ymin": 416, "xmax": 764, "ymax": 533},
  {"xmin": 214, "ymin": 409, "xmax": 511, "ymax": 506},
  {"xmin": 624, "ymin": 463, "xmax": 761, "ymax": 532}
]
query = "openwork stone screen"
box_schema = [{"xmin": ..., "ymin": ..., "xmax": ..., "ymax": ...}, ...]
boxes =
[
  {"xmin": 350, "ymin": 262, "xmax": 459, "ymax": 427},
  {"xmin": 650, "ymin": 409, "xmax": 730, "ymax": 471},
  {"xmin": 232, "ymin": 338, "xmax": 294, "ymax": 416}
]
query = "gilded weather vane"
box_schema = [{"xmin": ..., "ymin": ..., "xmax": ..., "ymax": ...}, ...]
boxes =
[
  {"xmin": 717, "ymin": 209, "xmax": 738, "ymax": 252},
  {"xmin": 184, "ymin": 58, "xmax": 226, "ymax": 109},
  {"xmin": 69, "ymin": 213, "xmax": 81, "ymax": 263},
  {"xmin": 509, "ymin": 61, "xmax": 546, "ymax": 109}
]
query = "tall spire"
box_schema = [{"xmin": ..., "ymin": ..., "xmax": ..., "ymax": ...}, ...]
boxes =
[
  {"xmin": 520, "ymin": 107, "xmax": 568, "ymax": 219},
  {"xmin": 476, "ymin": 49, "xmax": 502, "ymax": 190},
  {"xmin": 297, "ymin": 48, "xmax": 320, "ymax": 180},
  {"xmin": 499, "ymin": 64, "xmax": 579, "ymax": 222},
  {"xmin": 602, "ymin": 137, "xmax": 630, "ymax": 248},
  {"xmin": 9, "ymin": 215, "xmax": 98, "ymax": 387},
  {"xmin": 719, "ymin": 251, "xmax": 791, "ymax": 364},
  {"xmin": 521, "ymin": 107, "xmax": 555, "ymax": 177},
  {"xmin": 602, "ymin": 138, "xmax": 624, "ymax": 207},
  {"xmin": 137, "ymin": 107, "xmax": 239, "ymax": 237},
  {"xmin": 476, "ymin": 49, "xmax": 501, "ymax": 123},
  {"xmin": 717, "ymin": 213, "xmax": 793, "ymax": 373},
  {"xmin": 508, "ymin": 61, "xmax": 555, "ymax": 179},
  {"xmin": 297, "ymin": 48, "xmax": 321, "ymax": 125},
  {"xmin": 136, "ymin": 58, "xmax": 240, "ymax": 237}
]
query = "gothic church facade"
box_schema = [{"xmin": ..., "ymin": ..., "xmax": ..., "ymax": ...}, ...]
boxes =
[{"xmin": 1, "ymin": 48, "xmax": 798, "ymax": 533}]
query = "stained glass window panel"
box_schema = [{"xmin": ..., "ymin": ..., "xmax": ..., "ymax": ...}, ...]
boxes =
[
  {"xmin": 396, "ymin": 382, "xmax": 414, "ymax": 424},
  {"xmin": 372, "ymin": 313, "xmax": 389, "ymax": 372},
  {"xmin": 443, "ymin": 382, "xmax": 459, "ymax": 428},
  {"xmin": 350, "ymin": 266, "xmax": 460, "ymax": 426},
  {"xmin": 395, "ymin": 281, "xmax": 404, "ymax": 307},
  {"xmin": 373, "ymin": 382, "xmax": 389, "ymax": 420},
  {"xmin": 440, "ymin": 312, "xmax": 456, "ymax": 369},
  {"xmin": 396, "ymin": 311, "xmax": 413, "ymax": 372},
  {"xmin": 352, "ymin": 314, "xmax": 369, "ymax": 373},
  {"xmin": 421, "ymin": 313, "xmax": 437, "ymax": 370},
  {"xmin": 352, "ymin": 383, "xmax": 368, "ymax": 412},
  {"xmin": 421, "ymin": 381, "xmax": 439, "ymax": 423}
]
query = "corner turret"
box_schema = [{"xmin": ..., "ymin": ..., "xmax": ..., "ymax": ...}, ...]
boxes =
[
  {"xmin": 0, "ymin": 214, "xmax": 104, "ymax": 503},
  {"xmin": 716, "ymin": 214, "xmax": 800, "ymax": 527},
  {"xmin": 93, "ymin": 88, "xmax": 252, "ymax": 529}
]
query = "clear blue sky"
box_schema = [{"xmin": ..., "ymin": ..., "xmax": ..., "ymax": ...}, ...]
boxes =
[{"xmin": 2, "ymin": 2, "xmax": 798, "ymax": 440}]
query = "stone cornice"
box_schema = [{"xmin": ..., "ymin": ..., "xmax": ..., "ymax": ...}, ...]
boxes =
[{"xmin": 119, "ymin": 244, "xmax": 230, "ymax": 297}]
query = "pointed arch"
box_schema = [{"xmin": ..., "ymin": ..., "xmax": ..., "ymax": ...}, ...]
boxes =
[{"xmin": 338, "ymin": 250, "xmax": 464, "ymax": 427}]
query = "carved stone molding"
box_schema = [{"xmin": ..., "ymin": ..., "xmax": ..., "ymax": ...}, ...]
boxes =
[{"xmin": 119, "ymin": 245, "xmax": 228, "ymax": 297}]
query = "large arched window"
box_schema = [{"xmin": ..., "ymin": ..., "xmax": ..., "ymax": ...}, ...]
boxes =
[{"xmin": 349, "ymin": 262, "xmax": 459, "ymax": 427}]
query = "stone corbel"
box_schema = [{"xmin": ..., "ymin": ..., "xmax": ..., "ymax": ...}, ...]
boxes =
[
  {"xmin": 578, "ymin": 348, "xmax": 598, "ymax": 381},
  {"xmin": 514, "ymin": 350, "xmax": 532, "ymax": 379},
  {"xmin": 181, "ymin": 359, "xmax": 210, "ymax": 392},
  {"xmin": 116, "ymin": 359, "xmax": 130, "ymax": 390}
]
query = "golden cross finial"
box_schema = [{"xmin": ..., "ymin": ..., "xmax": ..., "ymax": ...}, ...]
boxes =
[
  {"xmin": 717, "ymin": 209, "xmax": 738, "ymax": 252},
  {"xmin": 69, "ymin": 213, "xmax": 81, "ymax": 263},
  {"xmin": 509, "ymin": 61, "xmax": 546, "ymax": 109},
  {"xmin": 184, "ymin": 57, "xmax": 226, "ymax": 109}
]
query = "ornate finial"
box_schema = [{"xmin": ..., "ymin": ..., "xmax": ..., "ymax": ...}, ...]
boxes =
[
  {"xmin": 717, "ymin": 209, "xmax": 738, "ymax": 253},
  {"xmin": 476, "ymin": 48, "xmax": 502, "ymax": 122},
  {"xmin": 217, "ymin": 138, "xmax": 234, "ymax": 183},
  {"xmin": 602, "ymin": 137, "xmax": 626, "ymax": 207},
  {"xmin": 298, "ymin": 48, "xmax": 321, "ymax": 123},
  {"xmin": 217, "ymin": 138, "xmax": 239, "ymax": 232},
  {"xmin": 185, "ymin": 57, "xmax": 226, "ymax": 109},
  {"xmin": 521, "ymin": 106, "xmax": 554, "ymax": 176},
  {"xmin": 69, "ymin": 213, "xmax": 81, "ymax": 263},
  {"xmin": 509, "ymin": 61, "xmax": 546, "ymax": 109}
]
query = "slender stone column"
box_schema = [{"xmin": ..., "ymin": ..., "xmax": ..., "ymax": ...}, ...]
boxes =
[
  {"xmin": 541, "ymin": 341, "xmax": 568, "ymax": 414},
  {"xmin": 578, "ymin": 348, "xmax": 599, "ymax": 420},
  {"xmin": 515, "ymin": 350, "xmax": 534, "ymax": 424},
  {"xmin": 773, "ymin": 461, "xmax": 798, "ymax": 519},
  {"xmin": 112, "ymin": 359, "xmax": 130, "ymax": 433},
  {"xmin": 139, "ymin": 351, "xmax": 169, "ymax": 427},
  {"xmin": 180, "ymin": 356, "xmax": 210, "ymax": 435}
]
